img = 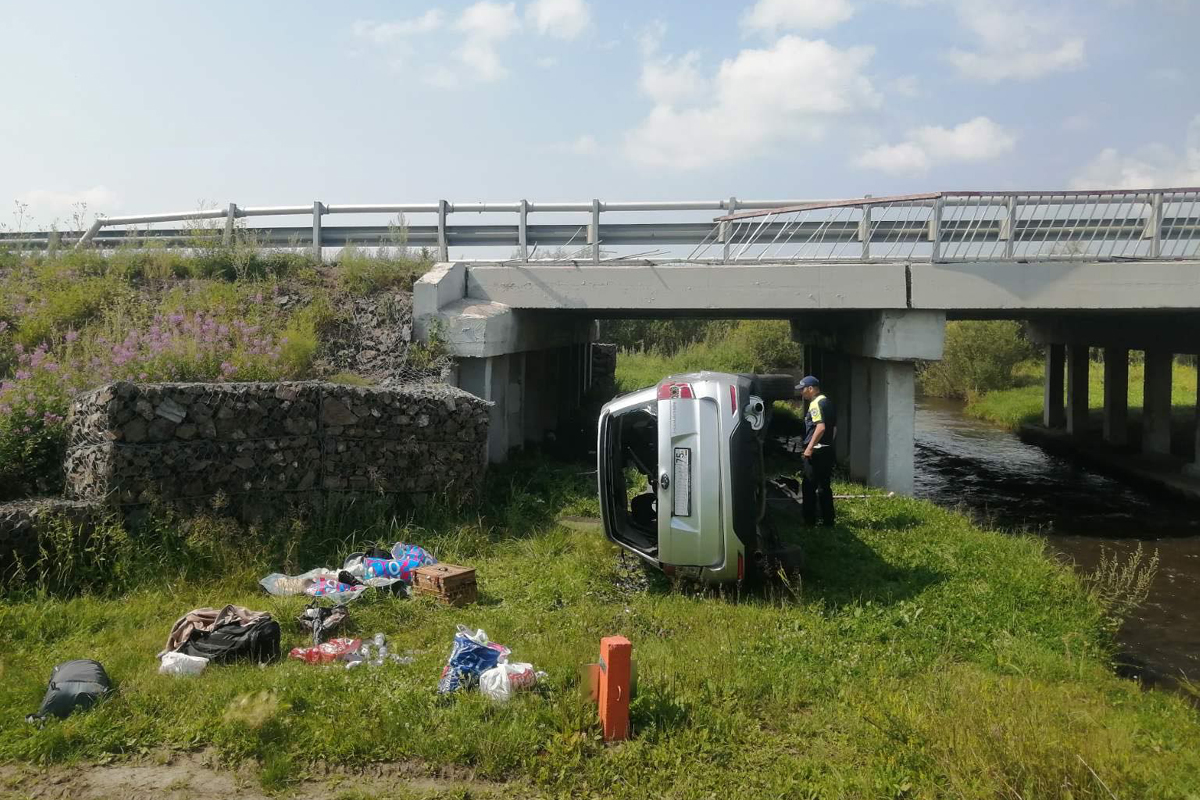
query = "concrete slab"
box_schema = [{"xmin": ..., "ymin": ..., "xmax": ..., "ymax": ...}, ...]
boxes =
[
  {"xmin": 464, "ymin": 262, "xmax": 909, "ymax": 312},
  {"xmin": 429, "ymin": 300, "xmax": 593, "ymax": 358},
  {"xmin": 910, "ymin": 260, "xmax": 1200, "ymax": 310}
]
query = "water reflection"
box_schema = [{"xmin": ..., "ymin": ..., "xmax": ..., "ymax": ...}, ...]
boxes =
[{"xmin": 915, "ymin": 397, "xmax": 1200, "ymax": 689}]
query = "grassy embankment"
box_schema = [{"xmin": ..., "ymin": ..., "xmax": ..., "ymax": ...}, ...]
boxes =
[
  {"xmin": 0, "ymin": 242, "xmax": 435, "ymax": 499},
  {"xmin": 5, "ymin": 458, "xmax": 1200, "ymax": 798},
  {"xmin": 2, "ymin": 259, "xmax": 1200, "ymax": 797},
  {"xmin": 967, "ymin": 359, "xmax": 1198, "ymax": 438}
]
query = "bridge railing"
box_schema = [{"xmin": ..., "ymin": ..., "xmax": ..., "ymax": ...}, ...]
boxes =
[
  {"xmin": 2, "ymin": 189, "xmax": 1197, "ymax": 263},
  {"xmin": 711, "ymin": 189, "xmax": 1200, "ymax": 263}
]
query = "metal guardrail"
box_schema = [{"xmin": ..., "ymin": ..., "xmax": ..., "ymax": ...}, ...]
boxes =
[{"xmin": 3, "ymin": 189, "xmax": 1197, "ymax": 263}]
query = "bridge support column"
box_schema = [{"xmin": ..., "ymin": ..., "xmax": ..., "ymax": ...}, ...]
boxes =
[
  {"xmin": 1103, "ymin": 348, "xmax": 1129, "ymax": 446},
  {"xmin": 1143, "ymin": 351, "xmax": 1174, "ymax": 456},
  {"xmin": 848, "ymin": 357, "xmax": 872, "ymax": 484},
  {"xmin": 826, "ymin": 354, "xmax": 852, "ymax": 468},
  {"xmin": 867, "ymin": 359, "xmax": 915, "ymax": 495},
  {"xmin": 1066, "ymin": 345, "xmax": 1090, "ymax": 436},
  {"xmin": 415, "ymin": 263, "xmax": 596, "ymax": 463},
  {"xmin": 1186, "ymin": 379, "xmax": 1200, "ymax": 478},
  {"xmin": 1044, "ymin": 344, "xmax": 1066, "ymax": 429},
  {"xmin": 793, "ymin": 310, "xmax": 941, "ymax": 495}
]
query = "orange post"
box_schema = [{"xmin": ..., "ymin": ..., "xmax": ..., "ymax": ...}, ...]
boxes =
[{"xmin": 598, "ymin": 636, "xmax": 632, "ymax": 741}]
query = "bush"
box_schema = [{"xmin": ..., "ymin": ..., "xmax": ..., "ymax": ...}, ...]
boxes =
[
  {"xmin": 716, "ymin": 320, "xmax": 803, "ymax": 374},
  {"xmin": 599, "ymin": 319, "xmax": 733, "ymax": 353},
  {"xmin": 919, "ymin": 320, "xmax": 1036, "ymax": 400},
  {"xmin": 335, "ymin": 245, "xmax": 431, "ymax": 294}
]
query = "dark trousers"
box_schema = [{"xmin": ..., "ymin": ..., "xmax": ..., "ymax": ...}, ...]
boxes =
[{"xmin": 801, "ymin": 446, "xmax": 835, "ymax": 526}]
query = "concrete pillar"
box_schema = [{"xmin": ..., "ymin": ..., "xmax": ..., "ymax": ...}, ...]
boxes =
[
  {"xmin": 1066, "ymin": 345, "xmax": 1090, "ymax": 436},
  {"xmin": 1044, "ymin": 344, "xmax": 1065, "ymax": 428},
  {"xmin": 1143, "ymin": 351, "xmax": 1174, "ymax": 456},
  {"xmin": 849, "ymin": 357, "xmax": 872, "ymax": 483},
  {"xmin": 867, "ymin": 359, "xmax": 915, "ymax": 495},
  {"xmin": 524, "ymin": 350, "xmax": 547, "ymax": 444},
  {"xmin": 826, "ymin": 354, "xmax": 851, "ymax": 467},
  {"xmin": 457, "ymin": 354, "xmax": 515, "ymax": 463},
  {"xmin": 1103, "ymin": 348, "xmax": 1129, "ymax": 446},
  {"xmin": 506, "ymin": 352, "xmax": 525, "ymax": 453},
  {"xmin": 1186, "ymin": 376, "xmax": 1200, "ymax": 478}
]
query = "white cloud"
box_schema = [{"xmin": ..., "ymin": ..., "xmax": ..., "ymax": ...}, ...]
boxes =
[
  {"xmin": 639, "ymin": 51, "xmax": 707, "ymax": 105},
  {"xmin": 536, "ymin": 56, "xmax": 558, "ymax": 69},
  {"xmin": 527, "ymin": 0, "xmax": 591, "ymax": 40},
  {"xmin": 741, "ymin": 0, "xmax": 854, "ymax": 34},
  {"xmin": 441, "ymin": 1, "xmax": 520, "ymax": 84},
  {"xmin": 1070, "ymin": 114, "xmax": 1200, "ymax": 189},
  {"xmin": 563, "ymin": 135, "xmax": 600, "ymax": 155},
  {"xmin": 625, "ymin": 36, "xmax": 879, "ymax": 170},
  {"xmin": 18, "ymin": 186, "xmax": 119, "ymax": 224},
  {"xmin": 638, "ymin": 20, "xmax": 667, "ymax": 58},
  {"xmin": 912, "ymin": 117, "xmax": 1016, "ymax": 161},
  {"xmin": 855, "ymin": 142, "xmax": 929, "ymax": 175},
  {"xmin": 351, "ymin": 11, "xmax": 444, "ymax": 43},
  {"xmin": 947, "ymin": 0, "xmax": 1084, "ymax": 81},
  {"xmin": 855, "ymin": 117, "xmax": 1016, "ymax": 175}
]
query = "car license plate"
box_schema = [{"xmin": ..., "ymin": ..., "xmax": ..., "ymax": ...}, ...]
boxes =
[{"xmin": 672, "ymin": 448, "xmax": 690, "ymax": 517}]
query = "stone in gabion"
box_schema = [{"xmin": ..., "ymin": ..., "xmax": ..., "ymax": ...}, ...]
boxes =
[{"xmin": 63, "ymin": 381, "xmax": 490, "ymax": 509}]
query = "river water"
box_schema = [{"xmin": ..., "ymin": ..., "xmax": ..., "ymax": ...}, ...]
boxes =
[{"xmin": 915, "ymin": 397, "xmax": 1200, "ymax": 689}]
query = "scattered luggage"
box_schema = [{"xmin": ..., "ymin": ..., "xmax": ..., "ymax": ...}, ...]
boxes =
[
  {"xmin": 26, "ymin": 659, "xmax": 112, "ymax": 723},
  {"xmin": 177, "ymin": 616, "xmax": 281, "ymax": 664},
  {"xmin": 413, "ymin": 563, "xmax": 477, "ymax": 607},
  {"xmin": 159, "ymin": 652, "xmax": 209, "ymax": 676},
  {"xmin": 438, "ymin": 626, "xmax": 510, "ymax": 694}
]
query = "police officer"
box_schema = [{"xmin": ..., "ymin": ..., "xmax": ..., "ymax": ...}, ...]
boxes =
[{"xmin": 796, "ymin": 375, "xmax": 837, "ymax": 527}]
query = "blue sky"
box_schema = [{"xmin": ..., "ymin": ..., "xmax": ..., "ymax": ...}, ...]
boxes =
[{"xmin": 2, "ymin": 0, "xmax": 1198, "ymax": 226}]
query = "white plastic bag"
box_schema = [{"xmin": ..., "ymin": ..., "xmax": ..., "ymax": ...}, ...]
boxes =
[
  {"xmin": 479, "ymin": 662, "xmax": 537, "ymax": 702},
  {"xmin": 159, "ymin": 651, "xmax": 209, "ymax": 676}
]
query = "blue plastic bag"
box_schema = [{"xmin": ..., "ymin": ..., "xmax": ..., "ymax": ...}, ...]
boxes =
[{"xmin": 437, "ymin": 626, "xmax": 510, "ymax": 694}]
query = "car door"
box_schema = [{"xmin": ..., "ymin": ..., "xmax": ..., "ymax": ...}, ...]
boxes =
[{"xmin": 657, "ymin": 389, "xmax": 724, "ymax": 568}]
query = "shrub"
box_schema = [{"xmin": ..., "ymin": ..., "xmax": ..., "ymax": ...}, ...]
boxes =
[
  {"xmin": 715, "ymin": 320, "xmax": 803, "ymax": 374},
  {"xmin": 599, "ymin": 319, "xmax": 733, "ymax": 354},
  {"xmin": 335, "ymin": 245, "xmax": 430, "ymax": 294},
  {"xmin": 918, "ymin": 320, "xmax": 1037, "ymax": 399},
  {"xmin": 0, "ymin": 343, "xmax": 71, "ymax": 499}
]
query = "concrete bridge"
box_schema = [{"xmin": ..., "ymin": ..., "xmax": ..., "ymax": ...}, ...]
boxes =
[{"xmin": 414, "ymin": 189, "xmax": 1200, "ymax": 495}]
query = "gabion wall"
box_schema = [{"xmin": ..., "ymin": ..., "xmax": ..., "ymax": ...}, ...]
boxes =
[{"xmin": 64, "ymin": 381, "xmax": 490, "ymax": 508}]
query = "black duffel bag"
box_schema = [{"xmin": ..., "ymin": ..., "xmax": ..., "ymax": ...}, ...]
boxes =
[
  {"xmin": 177, "ymin": 617, "xmax": 281, "ymax": 664},
  {"xmin": 27, "ymin": 659, "xmax": 112, "ymax": 724}
]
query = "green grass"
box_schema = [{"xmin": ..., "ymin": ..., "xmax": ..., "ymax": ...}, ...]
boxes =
[
  {"xmin": 967, "ymin": 359, "xmax": 1199, "ymax": 440},
  {"xmin": 614, "ymin": 320, "xmax": 801, "ymax": 394},
  {"xmin": 2, "ymin": 459, "xmax": 1199, "ymax": 798}
]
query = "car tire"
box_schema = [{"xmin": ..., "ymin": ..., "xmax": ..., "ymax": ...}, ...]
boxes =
[{"xmin": 754, "ymin": 374, "xmax": 797, "ymax": 402}]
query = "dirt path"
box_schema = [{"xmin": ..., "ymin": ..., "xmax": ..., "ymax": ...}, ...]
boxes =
[{"xmin": 1, "ymin": 752, "xmax": 509, "ymax": 799}]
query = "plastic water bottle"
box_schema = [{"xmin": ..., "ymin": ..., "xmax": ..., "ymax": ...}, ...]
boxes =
[{"xmin": 373, "ymin": 632, "xmax": 386, "ymax": 648}]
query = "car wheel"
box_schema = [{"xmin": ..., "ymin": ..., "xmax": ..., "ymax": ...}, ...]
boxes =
[{"xmin": 753, "ymin": 374, "xmax": 798, "ymax": 402}]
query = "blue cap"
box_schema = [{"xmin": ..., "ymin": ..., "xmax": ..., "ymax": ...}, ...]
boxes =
[{"xmin": 795, "ymin": 375, "xmax": 820, "ymax": 389}]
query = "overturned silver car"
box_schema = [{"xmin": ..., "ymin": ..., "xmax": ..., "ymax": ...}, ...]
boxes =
[{"xmin": 597, "ymin": 372, "xmax": 799, "ymax": 584}]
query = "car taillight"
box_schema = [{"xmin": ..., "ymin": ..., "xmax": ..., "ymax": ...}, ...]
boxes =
[
  {"xmin": 737, "ymin": 553, "xmax": 744, "ymax": 582},
  {"xmin": 729, "ymin": 385, "xmax": 737, "ymax": 414},
  {"xmin": 657, "ymin": 382, "xmax": 694, "ymax": 400}
]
